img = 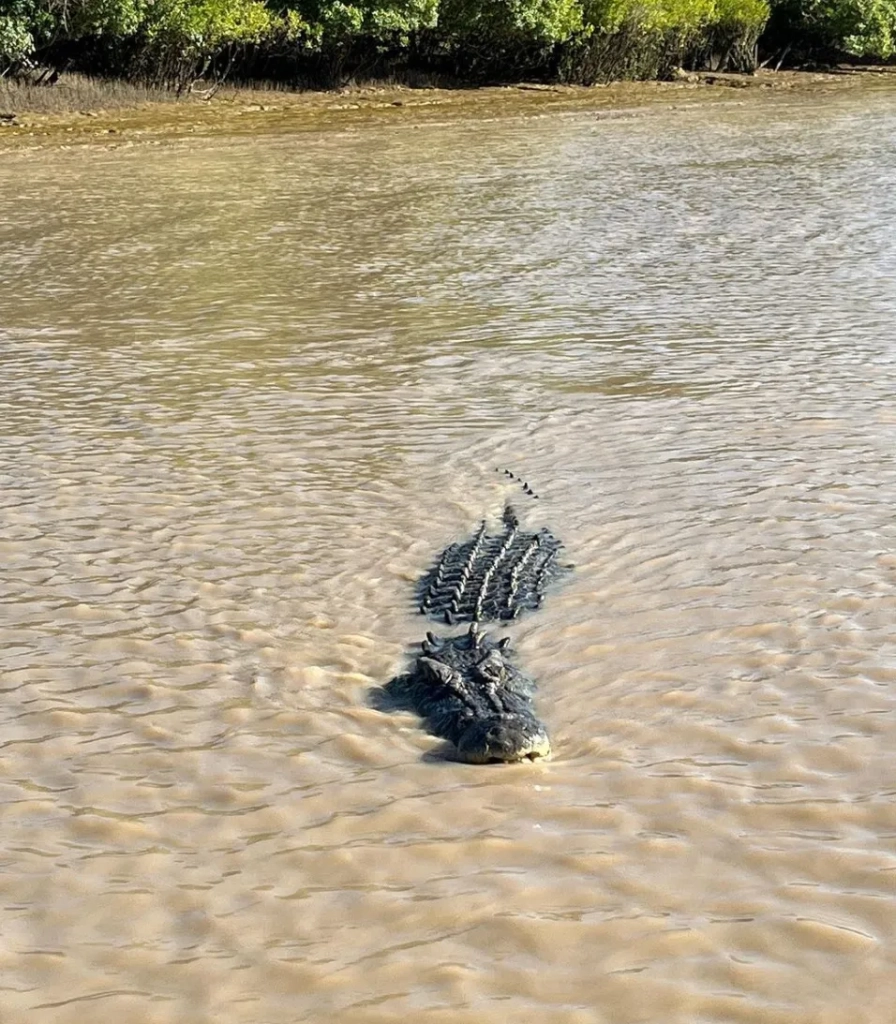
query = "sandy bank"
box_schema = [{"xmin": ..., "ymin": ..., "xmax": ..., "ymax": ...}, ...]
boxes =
[{"xmin": 1, "ymin": 66, "xmax": 895, "ymax": 149}]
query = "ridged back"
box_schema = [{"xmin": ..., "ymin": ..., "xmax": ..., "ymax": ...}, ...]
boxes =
[{"xmin": 417, "ymin": 504, "xmax": 567, "ymax": 624}]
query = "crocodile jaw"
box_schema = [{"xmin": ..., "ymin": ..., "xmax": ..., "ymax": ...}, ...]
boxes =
[{"xmin": 455, "ymin": 715, "xmax": 552, "ymax": 764}]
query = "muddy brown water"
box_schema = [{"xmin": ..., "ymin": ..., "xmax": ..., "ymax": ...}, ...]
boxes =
[{"xmin": 3, "ymin": 86, "xmax": 896, "ymax": 1023}]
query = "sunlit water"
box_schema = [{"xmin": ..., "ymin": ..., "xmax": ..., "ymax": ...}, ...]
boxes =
[{"xmin": 3, "ymin": 88, "xmax": 896, "ymax": 1023}]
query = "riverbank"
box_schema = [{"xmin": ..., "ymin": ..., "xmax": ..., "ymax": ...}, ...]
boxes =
[{"xmin": 2, "ymin": 66, "xmax": 895, "ymax": 149}]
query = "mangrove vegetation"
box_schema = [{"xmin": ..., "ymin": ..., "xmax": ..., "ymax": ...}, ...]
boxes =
[{"xmin": 1, "ymin": 0, "xmax": 894, "ymax": 92}]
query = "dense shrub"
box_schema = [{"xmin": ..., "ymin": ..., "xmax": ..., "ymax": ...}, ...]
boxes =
[
  {"xmin": 135, "ymin": 0, "xmax": 276, "ymax": 87},
  {"xmin": 0, "ymin": 0, "xmax": 892, "ymax": 88},
  {"xmin": 556, "ymin": 0, "xmax": 768, "ymax": 81},
  {"xmin": 766, "ymin": 0, "xmax": 896, "ymax": 57},
  {"xmin": 0, "ymin": 0, "xmax": 41, "ymax": 67}
]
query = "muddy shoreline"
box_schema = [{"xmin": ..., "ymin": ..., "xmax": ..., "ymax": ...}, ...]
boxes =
[{"xmin": 1, "ymin": 66, "xmax": 895, "ymax": 149}]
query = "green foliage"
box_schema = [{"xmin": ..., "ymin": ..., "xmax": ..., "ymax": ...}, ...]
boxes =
[
  {"xmin": 796, "ymin": 0, "xmax": 896, "ymax": 55},
  {"xmin": 715, "ymin": 0, "xmax": 769, "ymax": 26},
  {"xmin": 284, "ymin": 0, "xmax": 438, "ymax": 42},
  {"xmin": 564, "ymin": 0, "xmax": 767, "ymax": 82},
  {"xmin": 0, "ymin": 14, "xmax": 34, "ymax": 64},
  {"xmin": 584, "ymin": 0, "xmax": 708, "ymax": 33},
  {"xmin": 438, "ymin": 0, "xmax": 583, "ymax": 42},
  {"xmin": 116, "ymin": 0, "xmax": 277, "ymax": 89},
  {"xmin": 0, "ymin": 0, "xmax": 43, "ymax": 66},
  {"xmin": 141, "ymin": 0, "xmax": 274, "ymax": 47},
  {"xmin": 583, "ymin": 0, "xmax": 767, "ymax": 34},
  {"xmin": 60, "ymin": 0, "xmax": 147, "ymax": 36},
  {"xmin": 9, "ymin": 0, "xmax": 894, "ymax": 87}
]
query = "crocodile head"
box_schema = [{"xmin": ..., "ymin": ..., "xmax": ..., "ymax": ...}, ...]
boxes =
[{"xmin": 455, "ymin": 714, "xmax": 551, "ymax": 764}]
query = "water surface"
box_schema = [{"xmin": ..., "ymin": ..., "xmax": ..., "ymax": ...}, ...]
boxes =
[{"xmin": 3, "ymin": 88, "xmax": 896, "ymax": 1023}]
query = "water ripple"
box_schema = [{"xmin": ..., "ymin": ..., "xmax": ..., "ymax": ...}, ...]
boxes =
[{"xmin": 2, "ymin": 87, "xmax": 896, "ymax": 1023}]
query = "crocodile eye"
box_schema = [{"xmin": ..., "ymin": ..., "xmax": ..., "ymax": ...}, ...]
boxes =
[{"xmin": 475, "ymin": 655, "xmax": 504, "ymax": 682}]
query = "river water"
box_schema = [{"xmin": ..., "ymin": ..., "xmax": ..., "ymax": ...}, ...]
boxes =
[{"xmin": 3, "ymin": 85, "xmax": 896, "ymax": 1023}]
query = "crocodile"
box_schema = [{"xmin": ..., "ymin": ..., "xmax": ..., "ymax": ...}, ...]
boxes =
[
  {"xmin": 417, "ymin": 504, "xmax": 568, "ymax": 625},
  {"xmin": 383, "ymin": 624, "xmax": 551, "ymax": 764},
  {"xmin": 379, "ymin": 495, "xmax": 566, "ymax": 763}
]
